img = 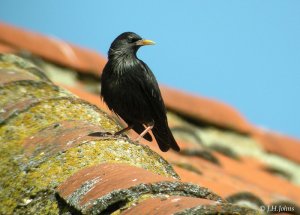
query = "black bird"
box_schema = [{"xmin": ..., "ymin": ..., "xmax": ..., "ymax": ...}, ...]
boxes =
[{"xmin": 91, "ymin": 32, "xmax": 180, "ymax": 152}]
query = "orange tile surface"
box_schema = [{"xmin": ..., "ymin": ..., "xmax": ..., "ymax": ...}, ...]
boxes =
[
  {"xmin": 160, "ymin": 86, "xmax": 254, "ymax": 134},
  {"xmin": 0, "ymin": 42, "xmax": 17, "ymax": 53},
  {"xmin": 253, "ymin": 129, "xmax": 300, "ymax": 164},
  {"xmin": 0, "ymin": 22, "xmax": 106, "ymax": 75}
]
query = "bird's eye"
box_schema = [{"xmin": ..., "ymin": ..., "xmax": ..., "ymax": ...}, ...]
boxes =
[{"xmin": 127, "ymin": 37, "xmax": 138, "ymax": 43}]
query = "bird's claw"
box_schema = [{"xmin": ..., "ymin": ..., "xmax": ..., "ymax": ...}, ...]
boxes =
[
  {"xmin": 88, "ymin": 131, "xmax": 130, "ymax": 141},
  {"xmin": 113, "ymin": 132, "xmax": 128, "ymax": 139},
  {"xmin": 88, "ymin": 131, "xmax": 112, "ymax": 137}
]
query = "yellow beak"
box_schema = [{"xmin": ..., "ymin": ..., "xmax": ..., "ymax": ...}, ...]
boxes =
[{"xmin": 136, "ymin": 39, "xmax": 156, "ymax": 46}]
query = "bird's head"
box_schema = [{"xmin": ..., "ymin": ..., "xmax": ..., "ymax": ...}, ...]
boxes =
[{"xmin": 108, "ymin": 32, "xmax": 155, "ymax": 58}]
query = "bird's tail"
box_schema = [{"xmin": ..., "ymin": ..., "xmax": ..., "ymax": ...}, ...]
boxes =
[{"xmin": 152, "ymin": 122, "xmax": 180, "ymax": 152}]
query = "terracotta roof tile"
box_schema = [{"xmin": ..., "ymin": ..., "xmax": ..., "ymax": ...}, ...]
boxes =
[
  {"xmin": 147, "ymin": 148, "xmax": 300, "ymax": 204},
  {"xmin": 93, "ymin": 140, "xmax": 284, "ymax": 203},
  {"xmin": 63, "ymin": 83, "xmax": 300, "ymax": 165},
  {"xmin": 176, "ymin": 202, "xmax": 259, "ymax": 214},
  {"xmin": 212, "ymin": 153, "xmax": 300, "ymax": 203},
  {"xmin": 56, "ymin": 163, "xmax": 222, "ymax": 214},
  {"xmin": 0, "ymin": 22, "xmax": 106, "ymax": 75},
  {"xmin": 121, "ymin": 196, "xmax": 215, "ymax": 215},
  {"xmin": 226, "ymin": 192, "xmax": 265, "ymax": 209},
  {"xmin": 143, "ymin": 150, "xmax": 261, "ymax": 200},
  {"xmin": 0, "ymin": 98, "xmax": 40, "ymax": 124},
  {"xmin": 56, "ymin": 82, "xmax": 300, "ymax": 205},
  {"xmin": 2, "ymin": 54, "xmax": 198, "ymax": 214},
  {"xmin": 253, "ymin": 129, "xmax": 300, "ymax": 164},
  {"xmin": 174, "ymin": 166, "xmax": 239, "ymax": 197},
  {"xmin": 0, "ymin": 42, "xmax": 17, "ymax": 53},
  {"xmin": 23, "ymin": 120, "xmax": 108, "ymax": 157},
  {"xmin": 60, "ymin": 84, "xmax": 108, "ymax": 111},
  {"xmin": 66, "ymin": 83, "xmax": 300, "ymax": 165},
  {"xmin": 0, "ymin": 68, "xmax": 40, "ymax": 84},
  {"xmin": 240, "ymin": 156, "xmax": 266, "ymax": 169},
  {"xmin": 160, "ymin": 86, "xmax": 254, "ymax": 134},
  {"xmin": 57, "ymin": 163, "xmax": 176, "ymax": 205}
]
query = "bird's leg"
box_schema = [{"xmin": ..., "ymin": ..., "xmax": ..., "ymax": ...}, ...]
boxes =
[
  {"xmin": 114, "ymin": 125, "xmax": 133, "ymax": 136},
  {"xmin": 135, "ymin": 122, "xmax": 154, "ymax": 142}
]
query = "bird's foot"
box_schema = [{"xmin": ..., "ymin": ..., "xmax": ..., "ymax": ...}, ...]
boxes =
[
  {"xmin": 88, "ymin": 131, "xmax": 112, "ymax": 137},
  {"xmin": 88, "ymin": 131, "xmax": 130, "ymax": 141},
  {"xmin": 113, "ymin": 132, "xmax": 128, "ymax": 139}
]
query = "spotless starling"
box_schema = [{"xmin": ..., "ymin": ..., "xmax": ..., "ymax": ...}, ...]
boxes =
[{"xmin": 93, "ymin": 32, "xmax": 180, "ymax": 152}]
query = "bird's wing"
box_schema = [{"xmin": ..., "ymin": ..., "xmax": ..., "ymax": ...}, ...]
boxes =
[
  {"xmin": 137, "ymin": 61, "xmax": 180, "ymax": 152},
  {"xmin": 138, "ymin": 61, "xmax": 167, "ymax": 120}
]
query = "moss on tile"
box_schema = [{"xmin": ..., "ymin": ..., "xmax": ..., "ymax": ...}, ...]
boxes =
[
  {"xmin": 0, "ymin": 53, "xmax": 49, "ymax": 81},
  {"xmin": 27, "ymin": 139, "xmax": 178, "ymax": 193},
  {"xmin": 226, "ymin": 192, "xmax": 266, "ymax": 211},
  {"xmin": 172, "ymin": 162, "xmax": 203, "ymax": 175},
  {"xmin": 81, "ymin": 182, "xmax": 222, "ymax": 214},
  {"xmin": 0, "ymin": 138, "xmax": 178, "ymax": 214},
  {"xmin": 0, "ymin": 80, "xmax": 73, "ymax": 108},
  {"xmin": 171, "ymin": 125, "xmax": 204, "ymax": 146},
  {"xmin": 113, "ymin": 194, "xmax": 156, "ymax": 215},
  {"xmin": 263, "ymin": 166, "xmax": 292, "ymax": 181},
  {"xmin": 0, "ymin": 53, "xmax": 38, "ymax": 70},
  {"xmin": 0, "ymin": 60, "xmax": 35, "ymax": 76},
  {"xmin": 0, "ymin": 125, "xmax": 177, "ymax": 214},
  {"xmin": 18, "ymin": 52, "xmax": 99, "ymax": 91},
  {"xmin": 197, "ymin": 127, "xmax": 300, "ymax": 184},
  {"xmin": 180, "ymin": 149, "xmax": 220, "ymax": 165},
  {"xmin": 0, "ymin": 96, "xmax": 118, "ymax": 214},
  {"xmin": 0, "ymin": 54, "xmax": 183, "ymax": 214},
  {"xmin": 41, "ymin": 61, "xmax": 79, "ymax": 87},
  {"xmin": 0, "ymin": 97, "xmax": 118, "ymax": 145},
  {"xmin": 168, "ymin": 111, "xmax": 300, "ymax": 185},
  {"xmin": 208, "ymin": 143, "xmax": 241, "ymax": 160},
  {"xmin": 0, "ymin": 96, "xmax": 119, "ymax": 214}
]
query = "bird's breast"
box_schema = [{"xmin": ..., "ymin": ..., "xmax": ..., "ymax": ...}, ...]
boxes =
[{"xmin": 101, "ymin": 58, "xmax": 138, "ymax": 99}]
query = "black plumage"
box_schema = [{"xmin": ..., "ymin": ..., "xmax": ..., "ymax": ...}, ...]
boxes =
[{"xmin": 99, "ymin": 32, "xmax": 180, "ymax": 152}]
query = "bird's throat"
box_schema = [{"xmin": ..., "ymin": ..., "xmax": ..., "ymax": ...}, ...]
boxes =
[{"xmin": 109, "ymin": 52, "xmax": 139, "ymax": 77}]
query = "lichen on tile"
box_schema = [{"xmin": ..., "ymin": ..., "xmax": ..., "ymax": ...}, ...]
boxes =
[{"xmin": 0, "ymin": 80, "xmax": 73, "ymax": 108}]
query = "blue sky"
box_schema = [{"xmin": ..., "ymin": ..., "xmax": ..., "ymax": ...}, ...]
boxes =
[{"xmin": 1, "ymin": 1, "xmax": 299, "ymax": 138}]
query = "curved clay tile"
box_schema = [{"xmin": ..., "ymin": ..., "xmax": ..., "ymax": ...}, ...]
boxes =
[
  {"xmin": 0, "ymin": 68, "xmax": 40, "ymax": 84},
  {"xmin": 0, "ymin": 42, "xmax": 17, "ymax": 53},
  {"xmin": 226, "ymin": 192, "xmax": 266, "ymax": 210},
  {"xmin": 2, "ymin": 48, "xmax": 298, "ymax": 214},
  {"xmin": 160, "ymin": 85, "xmax": 254, "ymax": 134},
  {"xmin": 176, "ymin": 203, "xmax": 259, "ymax": 214},
  {"xmin": 0, "ymin": 22, "xmax": 106, "ymax": 75},
  {"xmin": 56, "ymin": 163, "xmax": 222, "ymax": 214},
  {"xmin": 0, "ymin": 54, "xmax": 182, "ymax": 214},
  {"xmin": 121, "ymin": 195, "xmax": 215, "ymax": 215},
  {"xmin": 253, "ymin": 129, "xmax": 300, "ymax": 164},
  {"xmin": 23, "ymin": 120, "xmax": 109, "ymax": 157}
]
